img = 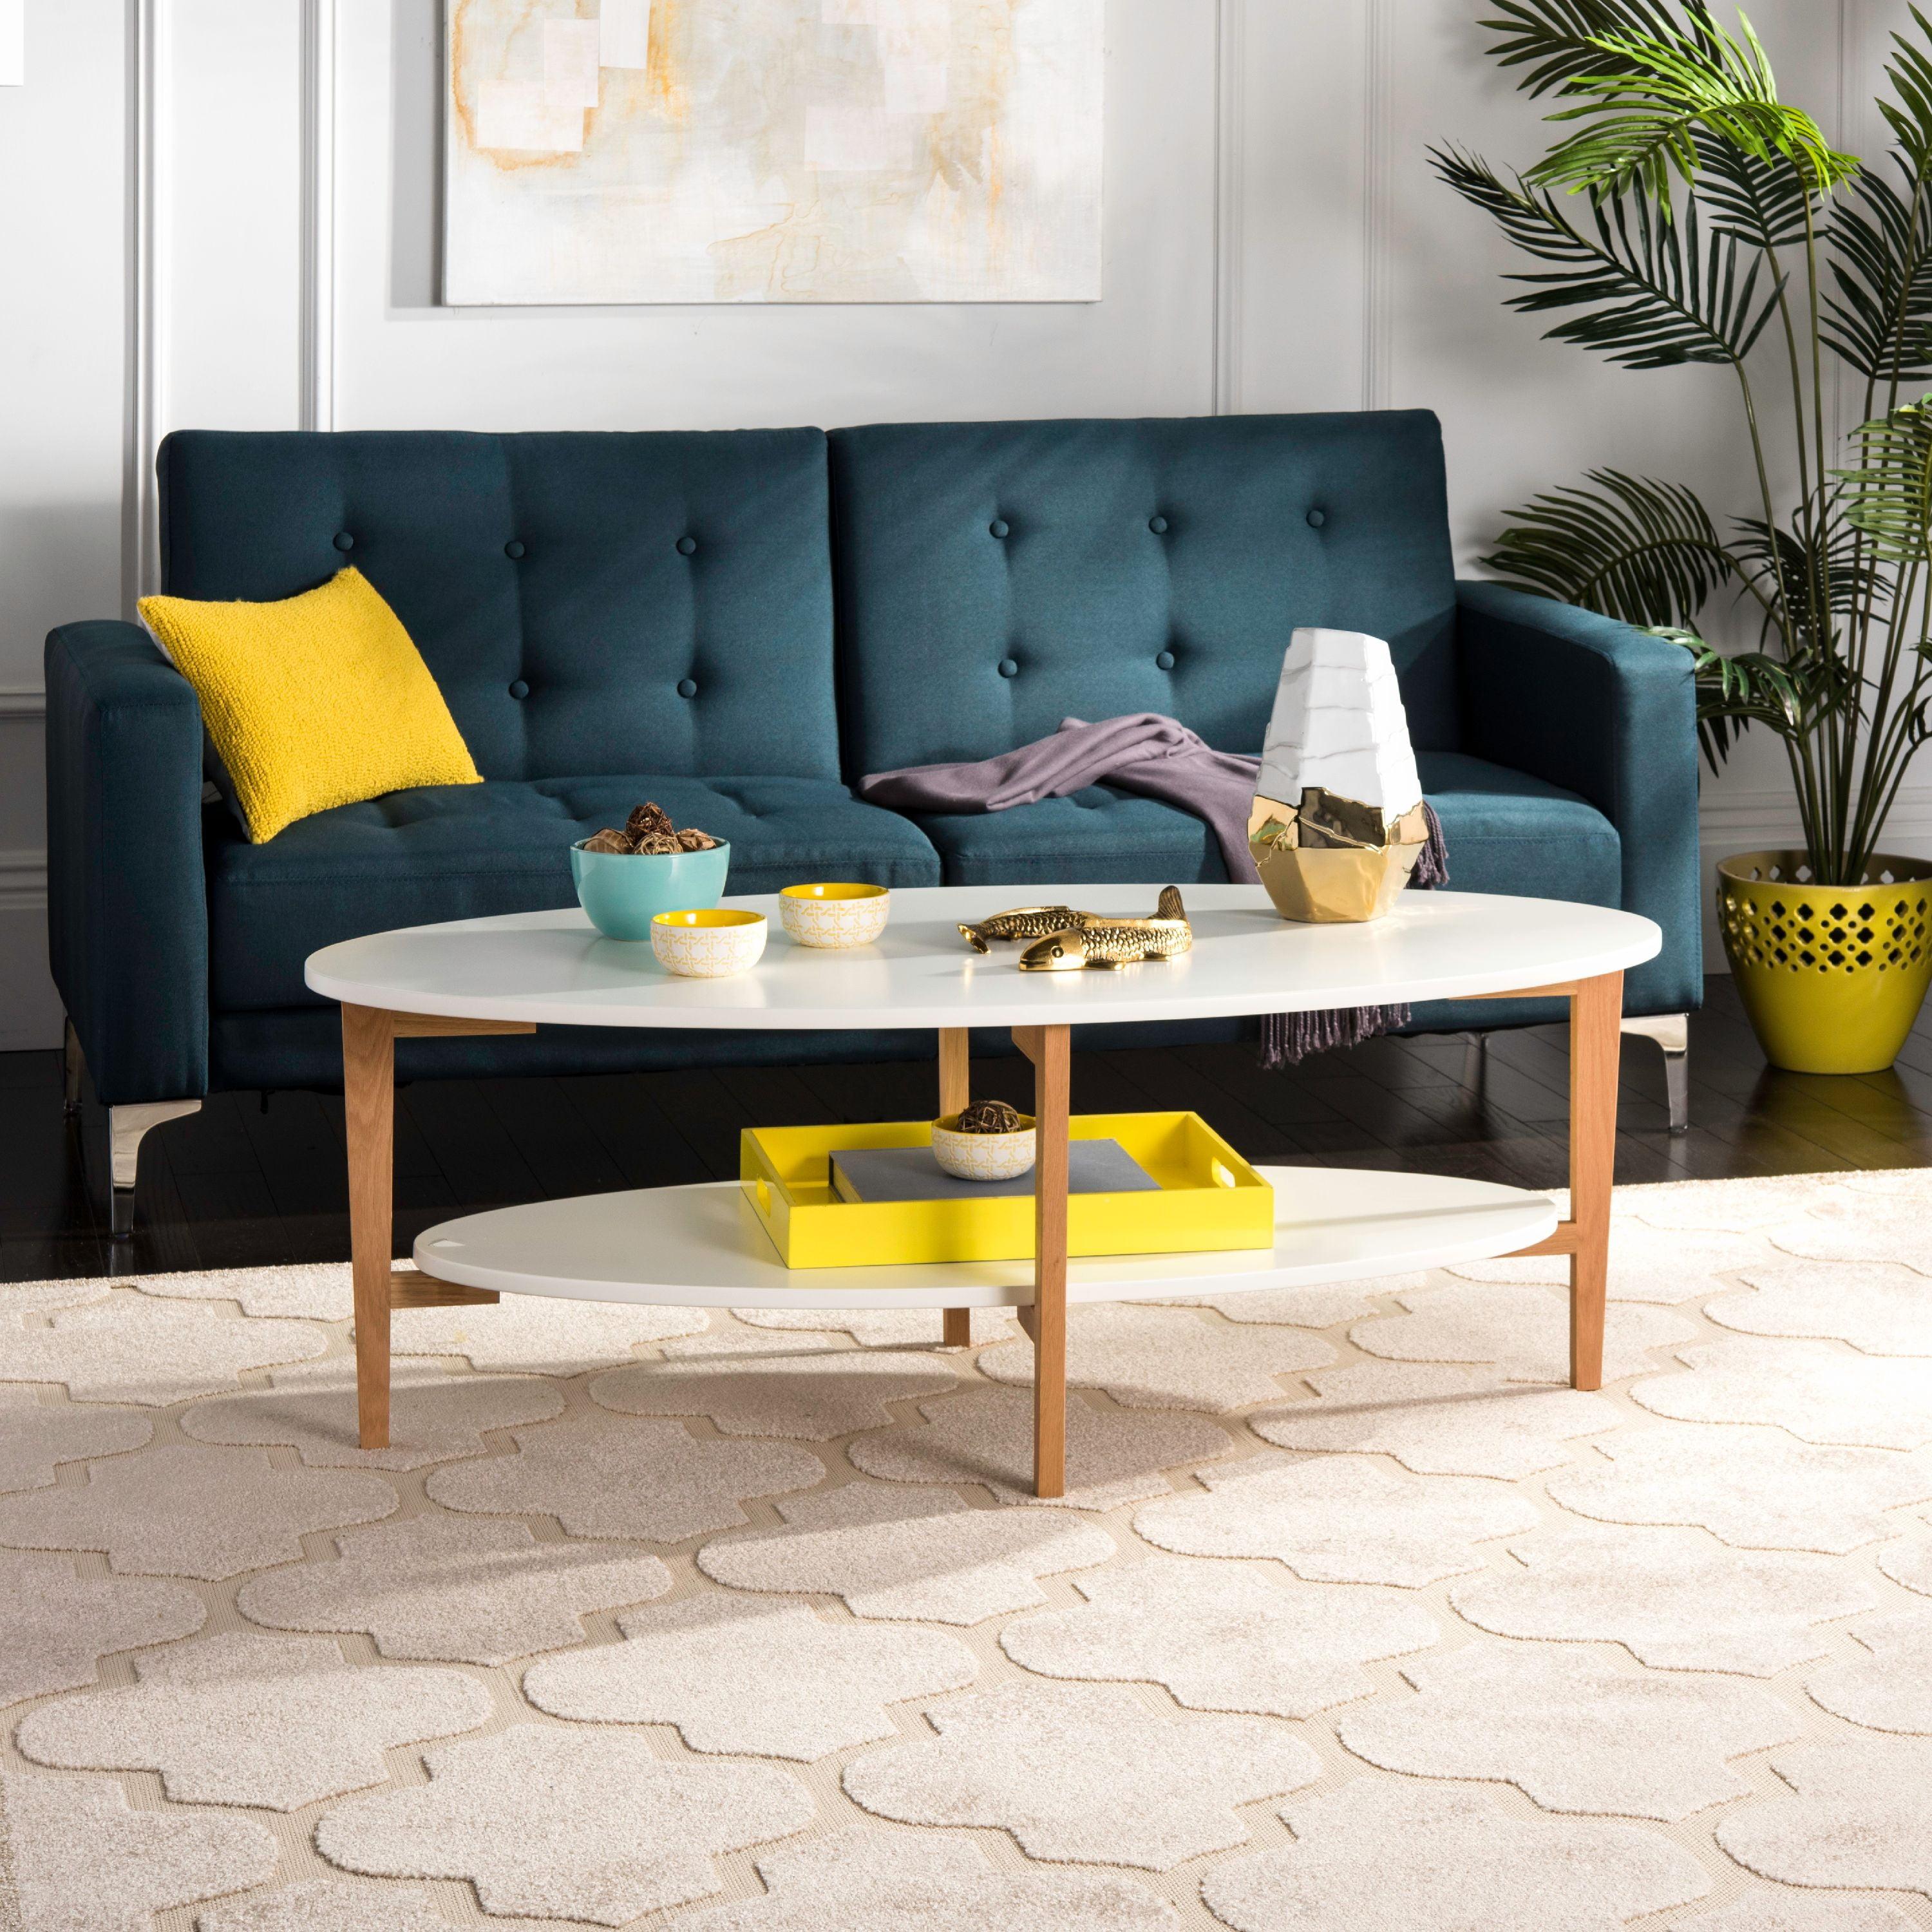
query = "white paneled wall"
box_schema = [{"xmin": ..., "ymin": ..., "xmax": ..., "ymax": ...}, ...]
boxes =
[{"xmin": 0, "ymin": 0, "xmax": 1915, "ymax": 1046}]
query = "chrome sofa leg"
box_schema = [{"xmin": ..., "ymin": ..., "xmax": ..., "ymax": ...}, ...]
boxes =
[
  {"xmin": 108, "ymin": 1099, "xmax": 202, "ymax": 1239},
  {"xmin": 1620, "ymin": 1014, "xmax": 1689, "ymax": 1135},
  {"xmin": 63, "ymin": 1019, "xmax": 84, "ymax": 1117}
]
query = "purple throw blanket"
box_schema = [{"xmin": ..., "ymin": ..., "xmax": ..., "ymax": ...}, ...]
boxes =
[{"xmin": 860, "ymin": 714, "xmax": 1448, "ymax": 1066}]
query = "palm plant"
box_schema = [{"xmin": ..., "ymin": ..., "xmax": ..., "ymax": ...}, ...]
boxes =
[{"xmin": 1439, "ymin": 1, "xmax": 1932, "ymax": 885}]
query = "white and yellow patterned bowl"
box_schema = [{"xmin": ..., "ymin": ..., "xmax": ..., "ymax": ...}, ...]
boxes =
[
  {"xmin": 779, "ymin": 881, "xmax": 891, "ymax": 948},
  {"xmin": 650, "ymin": 907, "xmax": 768, "ymax": 978},
  {"xmin": 930, "ymin": 1112, "xmax": 1037, "ymax": 1182}
]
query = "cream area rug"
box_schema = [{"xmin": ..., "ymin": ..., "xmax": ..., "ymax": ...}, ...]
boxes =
[{"xmin": 3, "ymin": 1171, "xmax": 1932, "ymax": 1930}]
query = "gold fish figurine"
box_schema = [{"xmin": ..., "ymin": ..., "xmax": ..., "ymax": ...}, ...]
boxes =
[
  {"xmin": 1019, "ymin": 887, "xmax": 1193, "ymax": 971},
  {"xmin": 958, "ymin": 905, "xmax": 1088, "ymax": 953}
]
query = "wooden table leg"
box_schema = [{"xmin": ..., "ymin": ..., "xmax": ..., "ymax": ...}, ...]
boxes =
[
  {"xmin": 938, "ymin": 1028, "xmax": 973, "ymax": 1349},
  {"xmin": 1568, "ymin": 971, "xmax": 1622, "ymax": 1391},
  {"xmin": 342, "ymin": 1005, "xmax": 395, "ymax": 1449},
  {"xmin": 1475, "ymin": 970, "xmax": 1622, "ymax": 1390},
  {"xmin": 1015, "ymin": 1023, "xmax": 1070, "ymax": 1498},
  {"xmin": 341, "ymin": 1007, "xmax": 535, "ymax": 1449}
]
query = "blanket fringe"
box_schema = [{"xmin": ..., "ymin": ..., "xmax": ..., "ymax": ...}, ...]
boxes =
[
  {"xmin": 1260, "ymin": 1004, "xmax": 1413, "ymax": 1070},
  {"xmin": 1411, "ymin": 801, "xmax": 1450, "ymax": 889},
  {"xmin": 1258, "ymin": 804, "xmax": 1447, "ymax": 1068}
]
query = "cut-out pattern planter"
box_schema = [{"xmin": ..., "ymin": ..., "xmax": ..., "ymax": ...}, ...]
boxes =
[{"xmin": 1716, "ymin": 851, "xmax": 1932, "ymax": 1072}]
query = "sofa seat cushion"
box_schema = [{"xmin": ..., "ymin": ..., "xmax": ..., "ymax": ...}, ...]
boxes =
[
  {"xmin": 913, "ymin": 752, "xmax": 1616, "ymax": 907},
  {"xmin": 1419, "ymin": 751, "xmax": 1621, "ymax": 906},
  {"xmin": 913, "ymin": 787, "xmax": 1231, "ymax": 889},
  {"xmin": 207, "ymin": 776, "xmax": 941, "ymax": 1010}
]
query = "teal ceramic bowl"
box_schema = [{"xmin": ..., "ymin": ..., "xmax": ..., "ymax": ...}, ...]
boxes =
[{"xmin": 569, "ymin": 840, "xmax": 731, "ymax": 942}]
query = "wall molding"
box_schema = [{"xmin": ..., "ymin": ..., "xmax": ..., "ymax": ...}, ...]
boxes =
[
  {"xmin": 1360, "ymin": 0, "xmax": 1394, "ymax": 412},
  {"xmin": 1211, "ymin": 0, "xmax": 1243, "ymax": 416},
  {"xmin": 1837, "ymin": 0, "xmax": 1869, "ymax": 155},
  {"xmin": 0, "ymin": 686, "xmax": 45, "ymax": 719},
  {"xmin": 299, "ymin": 0, "xmax": 337, "ymax": 433},
  {"xmin": 1697, "ymin": 784, "xmax": 1932, "ymax": 849},
  {"xmin": 0, "ymin": 851, "xmax": 48, "ymax": 915},
  {"xmin": 120, "ymin": 0, "xmax": 163, "ymax": 616}
]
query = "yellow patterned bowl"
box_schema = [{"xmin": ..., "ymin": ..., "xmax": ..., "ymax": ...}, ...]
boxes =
[
  {"xmin": 779, "ymin": 881, "xmax": 891, "ymax": 948},
  {"xmin": 650, "ymin": 907, "xmax": 768, "ymax": 978},
  {"xmin": 930, "ymin": 1111, "xmax": 1037, "ymax": 1182}
]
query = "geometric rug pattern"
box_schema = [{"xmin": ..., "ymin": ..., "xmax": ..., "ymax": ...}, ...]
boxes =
[{"xmin": 2, "ymin": 1168, "xmax": 1932, "ymax": 1927}]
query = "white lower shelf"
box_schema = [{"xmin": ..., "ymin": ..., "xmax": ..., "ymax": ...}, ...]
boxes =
[{"xmin": 413, "ymin": 1166, "xmax": 1558, "ymax": 1311}]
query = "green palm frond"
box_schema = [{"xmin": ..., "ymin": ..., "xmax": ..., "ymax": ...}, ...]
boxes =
[
  {"xmin": 1479, "ymin": 0, "xmax": 1707, "ymax": 98},
  {"xmin": 1823, "ymin": 19, "xmax": 1932, "ymax": 386},
  {"xmin": 1837, "ymin": 397, "xmax": 1932, "ymax": 562},
  {"xmin": 1877, "ymin": 6, "xmax": 1932, "ymax": 175},
  {"xmin": 1643, "ymin": 627, "xmax": 1745, "ymax": 770},
  {"xmin": 1481, "ymin": 469, "xmax": 1736, "ymax": 623},
  {"xmin": 1434, "ymin": 147, "xmax": 1779, "ymax": 366},
  {"xmin": 1676, "ymin": 638, "xmax": 1847, "ymax": 768},
  {"xmin": 1730, "ymin": 515, "xmax": 1884, "ymax": 638},
  {"xmin": 1694, "ymin": 133, "xmax": 1812, "ymax": 250},
  {"xmin": 1823, "ymin": 165, "xmax": 1932, "ymax": 383},
  {"xmin": 1526, "ymin": 12, "xmax": 1858, "ymax": 216}
]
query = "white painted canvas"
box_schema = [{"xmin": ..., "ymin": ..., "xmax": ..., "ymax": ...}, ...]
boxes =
[
  {"xmin": 444, "ymin": 0, "xmax": 1104, "ymax": 306},
  {"xmin": 1256, "ymin": 628, "xmax": 1423, "ymax": 822}
]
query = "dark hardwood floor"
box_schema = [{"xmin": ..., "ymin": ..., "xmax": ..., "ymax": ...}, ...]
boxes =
[{"xmin": 9, "ymin": 972, "xmax": 1932, "ymax": 1284}]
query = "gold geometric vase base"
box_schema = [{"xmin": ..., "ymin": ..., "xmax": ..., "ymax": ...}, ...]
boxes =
[{"xmin": 1249, "ymin": 790, "xmax": 1430, "ymax": 925}]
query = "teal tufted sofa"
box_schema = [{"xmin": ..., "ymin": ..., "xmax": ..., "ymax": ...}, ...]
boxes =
[{"xmin": 46, "ymin": 412, "xmax": 1700, "ymax": 1233}]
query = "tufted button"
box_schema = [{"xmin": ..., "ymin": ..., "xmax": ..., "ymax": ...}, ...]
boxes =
[
  {"xmin": 1306, "ymin": 507, "xmax": 1327, "ymax": 528},
  {"xmin": 508, "ymin": 679, "xmax": 530, "ymax": 701},
  {"xmin": 1148, "ymin": 515, "xmax": 1170, "ymax": 534},
  {"xmin": 1155, "ymin": 649, "xmax": 1177, "ymax": 671},
  {"xmin": 504, "ymin": 539, "xmax": 526, "ymax": 560},
  {"xmin": 332, "ymin": 532, "xmax": 355, "ymax": 552},
  {"xmin": 989, "ymin": 518, "xmax": 1010, "ymax": 539},
  {"xmin": 997, "ymin": 658, "xmax": 1019, "ymax": 679},
  {"xmin": 677, "ymin": 676, "xmax": 699, "ymax": 699},
  {"xmin": 676, "ymin": 535, "xmax": 698, "ymax": 556}
]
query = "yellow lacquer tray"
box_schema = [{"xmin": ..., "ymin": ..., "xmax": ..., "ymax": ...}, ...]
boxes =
[{"xmin": 740, "ymin": 1112, "xmax": 1274, "ymax": 1269}]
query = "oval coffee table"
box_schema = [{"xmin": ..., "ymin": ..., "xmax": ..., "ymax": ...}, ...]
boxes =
[{"xmin": 307, "ymin": 884, "xmax": 1661, "ymax": 1497}]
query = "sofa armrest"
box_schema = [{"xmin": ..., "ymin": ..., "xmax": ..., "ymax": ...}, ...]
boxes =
[
  {"xmin": 1455, "ymin": 580, "xmax": 1701, "ymax": 1013},
  {"xmin": 44, "ymin": 621, "xmax": 210, "ymax": 1104}
]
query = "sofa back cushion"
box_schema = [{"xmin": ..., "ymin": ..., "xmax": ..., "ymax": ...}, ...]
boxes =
[
  {"xmin": 829, "ymin": 412, "xmax": 1459, "ymax": 777},
  {"xmin": 158, "ymin": 428, "xmax": 840, "ymax": 782}
]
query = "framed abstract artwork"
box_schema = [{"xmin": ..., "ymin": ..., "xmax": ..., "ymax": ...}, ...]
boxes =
[{"xmin": 443, "ymin": 1, "xmax": 1104, "ymax": 306}]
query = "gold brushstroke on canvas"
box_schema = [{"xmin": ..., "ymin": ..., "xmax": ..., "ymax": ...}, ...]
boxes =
[
  {"xmin": 645, "ymin": 0, "xmax": 688, "ymax": 119},
  {"xmin": 450, "ymin": 0, "xmax": 587, "ymax": 175}
]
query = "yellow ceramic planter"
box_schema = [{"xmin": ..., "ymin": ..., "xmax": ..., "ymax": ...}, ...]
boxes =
[{"xmin": 1716, "ymin": 851, "xmax": 1932, "ymax": 1072}]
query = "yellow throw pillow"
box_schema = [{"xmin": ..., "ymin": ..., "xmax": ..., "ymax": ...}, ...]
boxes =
[{"xmin": 139, "ymin": 567, "xmax": 481, "ymax": 843}]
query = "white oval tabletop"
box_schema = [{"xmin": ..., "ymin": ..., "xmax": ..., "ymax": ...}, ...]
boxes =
[{"xmin": 306, "ymin": 884, "xmax": 1660, "ymax": 1032}]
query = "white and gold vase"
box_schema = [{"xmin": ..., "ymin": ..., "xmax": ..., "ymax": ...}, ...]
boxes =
[{"xmin": 1248, "ymin": 626, "xmax": 1428, "ymax": 923}]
